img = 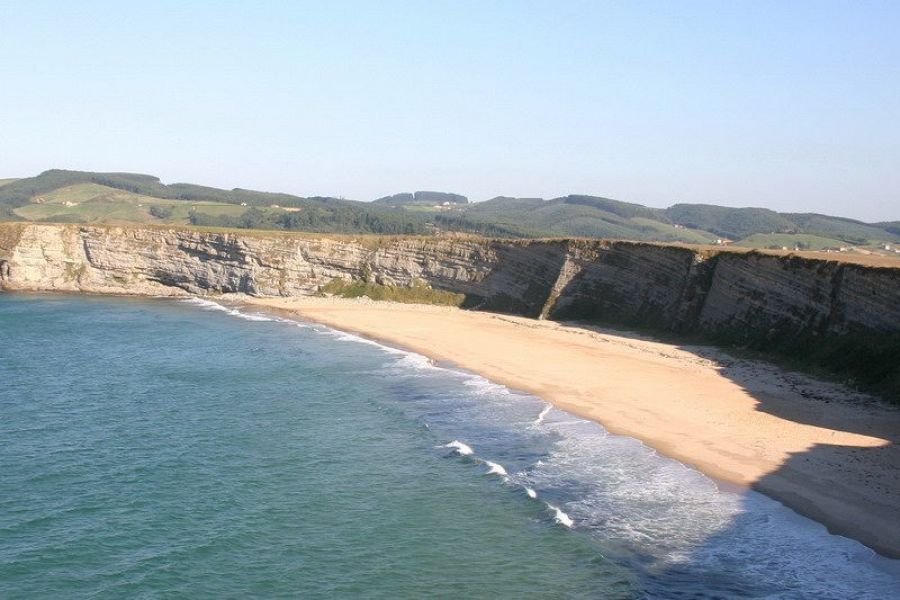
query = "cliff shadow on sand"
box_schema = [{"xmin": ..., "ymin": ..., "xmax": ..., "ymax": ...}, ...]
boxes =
[
  {"xmin": 539, "ymin": 241, "xmax": 900, "ymax": 557},
  {"xmin": 558, "ymin": 319, "xmax": 900, "ymax": 562},
  {"xmin": 680, "ymin": 342, "xmax": 900, "ymax": 560}
]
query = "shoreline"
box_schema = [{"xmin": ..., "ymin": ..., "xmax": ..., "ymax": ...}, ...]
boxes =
[
  {"xmin": 2, "ymin": 289, "xmax": 897, "ymax": 559},
  {"xmin": 227, "ymin": 294, "xmax": 900, "ymax": 559}
]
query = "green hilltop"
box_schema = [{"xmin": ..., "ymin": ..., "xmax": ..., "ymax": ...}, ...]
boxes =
[
  {"xmin": 373, "ymin": 191, "xmax": 468, "ymax": 207},
  {"xmin": 1, "ymin": 169, "xmax": 898, "ymax": 255}
]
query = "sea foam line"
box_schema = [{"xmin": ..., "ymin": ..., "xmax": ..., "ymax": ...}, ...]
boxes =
[
  {"xmin": 325, "ymin": 329, "xmax": 406, "ymax": 354},
  {"xmin": 181, "ymin": 298, "xmax": 275, "ymax": 321},
  {"xmin": 186, "ymin": 297, "xmax": 578, "ymax": 535},
  {"xmin": 440, "ymin": 441, "xmax": 510, "ymax": 478},
  {"xmin": 440, "ymin": 439, "xmax": 575, "ymax": 529},
  {"xmin": 484, "ymin": 461, "xmax": 508, "ymax": 477},
  {"xmin": 180, "ymin": 298, "xmax": 463, "ymax": 379},
  {"xmin": 532, "ymin": 403, "xmax": 552, "ymax": 427},
  {"xmin": 186, "ymin": 298, "xmax": 562, "ymax": 525},
  {"xmin": 443, "ymin": 440, "xmax": 474, "ymax": 456},
  {"xmin": 546, "ymin": 503, "xmax": 575, "ymax": 528}
]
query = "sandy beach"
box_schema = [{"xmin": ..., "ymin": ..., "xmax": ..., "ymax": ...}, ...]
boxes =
[{"xmin": 231, "ymin": 295, "xmax": 900, "ymax": 558}]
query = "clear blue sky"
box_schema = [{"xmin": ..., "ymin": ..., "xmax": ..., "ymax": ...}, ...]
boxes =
[{"xmin": 2, "ymin": 1, "xmax": 898, "ymax": 220}]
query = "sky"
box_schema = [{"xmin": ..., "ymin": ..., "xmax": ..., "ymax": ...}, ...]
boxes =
[{"xmin": 1, "ymin": 1, "xmax": 898, "ymax": 221}]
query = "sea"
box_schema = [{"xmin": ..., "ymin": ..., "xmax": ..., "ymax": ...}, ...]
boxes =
[{"xmin": 1, "ymin": 294, "xmax": 898, "ymax": 599}]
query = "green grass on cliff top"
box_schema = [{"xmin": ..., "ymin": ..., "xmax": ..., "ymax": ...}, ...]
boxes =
[{"xmin": 735, "ymin": 232, "xmax": 848, "ymax": 251}]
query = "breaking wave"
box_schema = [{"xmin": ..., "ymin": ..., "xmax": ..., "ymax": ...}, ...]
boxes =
[
  {"xmin": 443, "ymin": 440, "xmax": 474, "ymax": 456},
  {"xmin": 180, "ymin": 297, "xmax": 275, "ymax": 321},
  {"xmin": 484, "ymin": 461, "xmax": 508, "ymax": 477},
  {"xmin": 547, "ymin": 504, "xmax": 575, "ymax": 528},
  {"xmin": 532, "ymin": 403, "xmax": 552, "ymax": 427}
]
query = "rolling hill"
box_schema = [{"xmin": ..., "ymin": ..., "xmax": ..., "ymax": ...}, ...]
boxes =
[
  {"xmin": 373, "ymin": 191, "xmax": 468, "ymax": 207},
  {"xmin": 1, "ymin": 170, "xmax": 897, "ymax": 255}
]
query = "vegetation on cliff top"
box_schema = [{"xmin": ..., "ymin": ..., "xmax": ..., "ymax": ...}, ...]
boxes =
[{"xmin": 1, "ymin": 170, "xmax": 898, "ymax": 255}]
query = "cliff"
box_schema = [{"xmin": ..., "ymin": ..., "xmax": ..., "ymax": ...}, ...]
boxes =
[{"xmin": 2, "ymin": 222, "xmax": 898, "ymax": 397}]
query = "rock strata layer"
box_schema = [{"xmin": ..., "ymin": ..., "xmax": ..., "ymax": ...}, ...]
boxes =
[{"xmin": 2, "ymin": 223, "xmax": 898, "ymax": 396}]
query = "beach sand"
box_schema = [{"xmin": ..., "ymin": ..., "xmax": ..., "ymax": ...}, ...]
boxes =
[{"xmin": 231, "ymin": 295, "xmax": 900, "ymax": 557}]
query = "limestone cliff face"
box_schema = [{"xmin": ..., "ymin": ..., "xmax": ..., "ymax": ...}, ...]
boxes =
[
  {"xmin": 0, "ymin": 224, "xmax": 563, "ymax": 316},
  {"xmin": 544, "ymin": 241, "xmax": 701, "ymax": 328},
  {"xmin": 547, "ymin": 243, "xmax": 900, "ymax": 351},
  {"xmin": 2, "ymin": 223, "xmax": 898, "ymax": 392},
  {"xmin": 0, "ymin": 224, "xmax": 474, "ymax": 295}
]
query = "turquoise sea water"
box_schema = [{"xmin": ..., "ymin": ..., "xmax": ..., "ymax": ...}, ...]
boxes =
[{"xmin": 1, "ymin": 294, "xmax": 897, "ymax": 599}]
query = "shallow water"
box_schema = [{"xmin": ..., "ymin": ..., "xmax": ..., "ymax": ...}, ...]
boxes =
[{"xmin": 1, "ymin": 294, "xmax": 897, "ymax": 598}]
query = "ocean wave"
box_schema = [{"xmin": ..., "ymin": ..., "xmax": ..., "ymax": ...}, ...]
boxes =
[
  {"xmin": 546, "ymin": 503, "xmax": 574, "ymax": 528},
  {"xmin": 462, "ymin": 376, "xmax": 512, "ymax": 397},
  {"xmin": 181, "ymin": 297, "xmax": 231, "ymax": 311},
  {"xmin": 532, "ymin": 404, "xmax": 552, "ymax": 427},
  {"xmin": 319, "ymin": 328, "xmax": 410, "ymax": 358},
  {"xmin": 484, "ymin": 461, "xmax": 508, "ymax": 477},
  {"xmin": 442, "ymin": 440, "xmax": 474, "ymax": 456},
  {"xmin": 180, "ymin": 298, "xmax": 275, "ymax": 321},
  {"xmin": 392, "ymin": 353, "xmax": 435, "ymax": 371},
  {"xmin": 236, "ymin": 313, "xmax": 275, "ymax": 321}
]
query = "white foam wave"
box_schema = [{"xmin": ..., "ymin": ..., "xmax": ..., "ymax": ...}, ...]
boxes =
[
  {"xmin": 532, "ymin": 404, "xmax": 552, "ymax": 427},
  {"xmin": 181, "ymin": 298, "xmax": 274, "ymax": 321},
  {"xmin": 484, "ymin": 461, "xmax": 508, "ymax": 477},
  {"xmin": 443, "ymin": 440, "xmax": 474, "ymax": 456},
  {"xmin": 236, "ymin": 312, "xmax": 275, "ymax": 321},
  {"xmin": 182, "ymin": 297, "xmax": 229, "ymax": 311},
  {"xmin": 321, "ymin": 328, "xmax": 410, "ymax": 357},
  {"xmin": 392, "ymin": 353, "xmax": 435, "ymax": 371},
  {"xmin": 547, "ymin": 503, "xmax": 574, "ymax": 528},
  {"xmin": 462, "ymin": 376, "xmax": 512, "ymax": 396},
  {"xmin": 525, "ymin": 487, "xmax": 538, "ymax": 499}
]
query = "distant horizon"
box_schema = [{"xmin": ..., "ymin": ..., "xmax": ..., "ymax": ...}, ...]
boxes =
[
  {"xmin": 3, "ymin": 2, "xmax": 898, "ymax": 221},
  {"xmin": 3, "ymin": 167, "xmax": 897, "ymax": 223}
]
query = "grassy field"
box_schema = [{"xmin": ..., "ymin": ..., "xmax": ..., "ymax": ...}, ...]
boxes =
[
  {"xmin": 0, "ymin": 178, "xmax": 18, "ymax": 188},
  {"xmin": 677, "ymin": 241, "xmax": 900, "ymax": 267},
  {"xmin": 30, "ymin": 183, "xmax": 158, "ymax": 205},
  {"xmin": 629, "ymin": 217, "xmax": 719, "ymax": 243},
  {"xmin": 12, "ymin": 183, "xmax": 249, "ymax": 225},
  {"xmin": 735, "ymin": 232, "xmax": 847, "ymax": 250},
  {"xmin": 400, "ymin": 205, "xmax": 444, "ymax": 214}
]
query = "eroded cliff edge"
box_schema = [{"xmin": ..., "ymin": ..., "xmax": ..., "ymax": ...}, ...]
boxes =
[{"xmin": 2, "ymin": 222, "xmax": 898, "ymax": 398}]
